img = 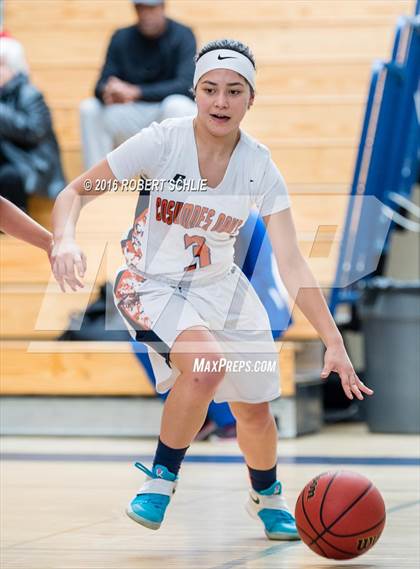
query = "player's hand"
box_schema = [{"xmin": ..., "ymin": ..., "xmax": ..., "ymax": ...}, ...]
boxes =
[
  {"xmin": 50, "ymin": 238, "xmax": 87, "ymax": 292},
  {"xmin": 321, "ymin": 342, "xmax": 374, "ymax": 400}
]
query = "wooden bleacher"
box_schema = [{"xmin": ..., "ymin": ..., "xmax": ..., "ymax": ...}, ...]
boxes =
[{"xmin": 1, "ymin": 0, "xmax": 415, "ymax": 397}]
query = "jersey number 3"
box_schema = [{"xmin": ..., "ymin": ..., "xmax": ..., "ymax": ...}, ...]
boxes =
[{"xmin": 184, "ymin": 234, "xmax": 211, "ymax": 272}]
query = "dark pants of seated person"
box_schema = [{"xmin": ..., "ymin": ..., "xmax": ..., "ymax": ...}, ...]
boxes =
[{"xmin": 0, "ymin": 163, "xmax": 27, "ymax": 211}]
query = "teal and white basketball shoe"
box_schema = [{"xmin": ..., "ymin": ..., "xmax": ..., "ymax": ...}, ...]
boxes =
[
  {"xmin": 246, "ymin": 481, "xmax": 301, "ymax": 540},
  {"xmin": 126, "ymin": 462, "xmax": 177, "ymax": 530}
]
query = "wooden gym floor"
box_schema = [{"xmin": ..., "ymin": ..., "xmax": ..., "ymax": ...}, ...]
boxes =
[{"xmin": 1, "ymin": 423, "xmax": 419, "ymax": 569}]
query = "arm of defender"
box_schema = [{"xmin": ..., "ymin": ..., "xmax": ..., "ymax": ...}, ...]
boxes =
[{"xmin": 0, "ymin": 196, "xmax": 52, "ymax": 254}]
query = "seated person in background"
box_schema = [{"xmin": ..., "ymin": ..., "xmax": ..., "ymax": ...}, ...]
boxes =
[
  {"xmin": 0, "ymin": 34, "xmax": 66, "ymax": 211},
  {"xmin": 80, "ymin": 0, "xmax": 197, "ymax": 168}
]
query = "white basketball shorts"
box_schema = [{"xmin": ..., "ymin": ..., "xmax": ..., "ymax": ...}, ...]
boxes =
[{"xmin": 113, "ymin": 264, "xmax": 281, "ymax": 403}]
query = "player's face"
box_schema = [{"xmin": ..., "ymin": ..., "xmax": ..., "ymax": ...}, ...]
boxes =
[{"xmin": 195, "ymin": 69, "xmax": 254, "ymax": 137}]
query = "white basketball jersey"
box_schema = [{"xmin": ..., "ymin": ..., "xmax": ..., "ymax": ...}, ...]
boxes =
[{"xmin": 107, "ymin": 116, "xmax": 290, "ymax": 286}]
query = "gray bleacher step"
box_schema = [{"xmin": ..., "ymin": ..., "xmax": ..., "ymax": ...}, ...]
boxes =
[
  {"xmin": 0, "ymin": 396, "xmax": 163, "ymax": 438},
  {"xmin": 0, "ymin": 378, "xmax": 323, "ymax": 439}
]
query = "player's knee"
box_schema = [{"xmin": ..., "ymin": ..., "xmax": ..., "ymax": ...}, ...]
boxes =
[
  {"xmin": 191, "ymin": 373, "xmax": 225, "ymax": 398},
  {"xmin": 184, "ymin": 354, "xmax": 226, "ymax": 396}
]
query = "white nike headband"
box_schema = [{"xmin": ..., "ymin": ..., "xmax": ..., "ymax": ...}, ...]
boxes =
[{"xmin": 193, "ymin": 49, "xmax": 256, "ymax": 91}]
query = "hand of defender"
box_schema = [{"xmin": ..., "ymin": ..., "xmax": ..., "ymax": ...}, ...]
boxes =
[
  {"xmin": 50, "ymin": 238, "xmax": 87, "ymax": 292},
  {"xmin": 321, "ymin": 343, "xmax": 374, "ymax": 400}
]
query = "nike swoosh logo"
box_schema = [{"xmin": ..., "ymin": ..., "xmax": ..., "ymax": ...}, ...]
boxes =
[
  {"xmin": 251, "ymin": 495, "xmax": 260, "ymax": 504},
  {"xmin": 217, "ymin": 55, "xmax": 237, "ymax": 60}
]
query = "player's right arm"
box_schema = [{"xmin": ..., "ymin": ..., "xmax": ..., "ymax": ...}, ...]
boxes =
[
  {"xmin": 52, "ymin": 122, "xmax": 164, "ymax": 291},
  {"xmin": 51, "ymin": 159, "xmax": 116, "ymax": 292}
]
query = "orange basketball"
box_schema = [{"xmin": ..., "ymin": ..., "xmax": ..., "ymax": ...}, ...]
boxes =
[{"xmin": 295, "ymin": 471, "xmax": 386, "ymax": 560}]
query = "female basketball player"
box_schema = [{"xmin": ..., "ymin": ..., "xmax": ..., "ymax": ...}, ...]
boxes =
[{"xmin": 51, "ymin": 39, "xmax": 373, "ymax": 540}]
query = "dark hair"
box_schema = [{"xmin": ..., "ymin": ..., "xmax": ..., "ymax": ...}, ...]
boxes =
[
  {"xmin": 196, "ymin": 39, "xmax": 256, "ymax": 69},
  {"xmin": 194, "ymin": 39, "xmax": 256, "ymax": 95}
]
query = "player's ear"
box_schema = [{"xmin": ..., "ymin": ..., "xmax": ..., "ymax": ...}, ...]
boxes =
[{"xmin": 248, "ymin": 89, "xmax": 255, "ymax": 110}]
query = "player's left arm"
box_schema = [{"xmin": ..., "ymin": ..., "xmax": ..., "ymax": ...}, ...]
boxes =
[{"xmin": 264, "ymin": 207, "xmax": 373, "ymax": 401}]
